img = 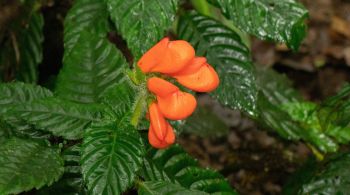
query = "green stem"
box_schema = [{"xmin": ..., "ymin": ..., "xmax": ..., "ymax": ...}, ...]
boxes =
[
  {"xmin": 131, "ymin": 92, "xmax": 147, "ymax": 127},
  {"xmin": 191, "ymin": 0, "xmax": 211, "ymax": 16}
]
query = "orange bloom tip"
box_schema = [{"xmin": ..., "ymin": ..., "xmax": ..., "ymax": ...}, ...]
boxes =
[
  {"xmin": 174, "ymin": 61, "xmax": 219, "ymax": 92},
  {"xmin": 137, "ymin": 38, "xmax": 195, "ymax": 74},
  {"xmin": 147, "ymin": 77, "xmax": 179, "ymax": 97},
  {"xmin": 157, "ymin": 91, "xmax": 197, "ymax": 120},
  {"xmin": 148, "ymin": 123, "xmax": 175, "ymax": 149},
  {"xmin": 171, "ymin": 57, "xmax": 207, "ymax": 76},
  {"xmin": 137, "ymin": 37, "xmax": 169, "ymax": 73},
  {"xmin": 149, "ymin": 102, "xmax": 167, "ymax": 140}
]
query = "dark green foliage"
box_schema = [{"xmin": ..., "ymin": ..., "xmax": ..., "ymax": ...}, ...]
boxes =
[
  {"xmin": 284, "ymin": 153, "xmax": 350, "ymax": 194},
  {"xmin": 107, "ymin": 0, "xmax": 179, "ymax": 59},
  {"xmin": 139, "ymin": 145, "xmax": 238, "ymax": 194},
  {"xmin": 137, "ymin": 181, "xmax": 207, "ymax": 195},
  {"xmin": 208, "ymin": 0, "xmax": 309, "ymax": 50},
  {"xmin": 178, "ymin": 11, "xmax": 257, "ymax": 117},
  {"xmin": 56, "ymin": 31, "xmax": 128, "ymax": 104},
  {"xmin": 0, "ymin": 137, "xmax": 64, "ymax": 194}
]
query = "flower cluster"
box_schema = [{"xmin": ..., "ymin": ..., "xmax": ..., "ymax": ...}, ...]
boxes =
[{"xmin": 138, "ymin": 37, "xmax": 219, "ymax": 149}]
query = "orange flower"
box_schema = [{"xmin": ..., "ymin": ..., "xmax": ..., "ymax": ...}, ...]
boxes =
[
  {"xmin": 148, "ymin": 77, "xmax": 197, "ymax": 120},
  {"xmin": 148, "ymin": 102, "xmax": 175, "ymax": 149},
  {"xmin": 137, "ymin": 38, "xmax": 195, "ymax": 74},
  {"xmin": 172, "ymin": 57, "xmax": 219, "ymax": 92}
]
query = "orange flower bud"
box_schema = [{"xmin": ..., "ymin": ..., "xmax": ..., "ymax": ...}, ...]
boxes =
[
  {"xmin": 172, "ymin": 57, "xmax": 219, "ymax": 92},
  {"xmin": 148, "ymin": 102, "xmax": 175, "ymax": 149},
  {"xmin": 147, "ymin": 77, "xmax": 197, "ymax": 120},
  {"xmin": 138, "ymin": 38, "xmax": 195, "ymax": 74},
  {"xmin": 148, "ymin": 122, "xmax": 175, "ymax": 149}
]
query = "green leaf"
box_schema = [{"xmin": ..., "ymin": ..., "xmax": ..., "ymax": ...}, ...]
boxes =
[
  {"xmin": 107, "ymin": 0, "xmax": 179, "ymax": 59},
  {"xmin": 139, "ymin": 145, "xmax": 237, "ymax": 194},
  {"xmin": 37, "ymin": 145, "xmax": 87, "ymax": 195},
  {"xmin": 178, "ymin": 11, "xmax": 257, "ymax": 116},
  {"xmin": 15, "ymin": 12, "xmax": 44, "ymax": 83},
  {"xmin": 208, "ymin": 0, "xmax": 308, "ymax": 50},
  {"xmin": 281, "ymin": 102, "xmax": 338, "ymax": 153},
  {"xmin": 81, "ymin": 119, "xmax": 145, "ymax": 194},
  {"xmin": 0, "ymin": 137, "xmax": 64, "ymax": 194},
  {"xmin": 284, "ymin": 153, "xmax": 350, "ymax": 194},
  {"xmin": 56, "ymin": 30, "xmax": 128, "ymax": 104},
  {"xmin": 101, "ymin": 79, "xmax": 148, "ymax": 129},
  {"xmin": 0, "ymin": 82, "xmax": 53, "ymax": 114},
  {"xmin": 138, "ymin": 181, "xmax": 207, "ymax": 195},
  {"xmin": 4, "ymin": 97, "xmax": 103, "ymax": 140},
  {"xmin": 64, "ymin": 0, "xmax": 109, "ymax": 56},
  {"xmin": 184, "ymin": 105, "xmax": 229, "ymax": 137},
  {"xmin": 255, "ymin": 68, "xmax": 303, "ymax": 140}
]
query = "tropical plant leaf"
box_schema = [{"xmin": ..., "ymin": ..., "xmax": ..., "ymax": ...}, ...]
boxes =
[
  {"xmin": 184, "ymin": 105, "xmax": 229, "ymax": 137},
  {"xmin": 0, "ymin": 82, "xmax": 53, "ymax": 114},
  {"xmin": 56, "ymin": 30, "xmax": 128, "ymax": 104},
  {"xmin": 81, "ymin": 118, "xmax": 145, "ymax": 194},
  {"xmin": 137, "ymin": 181, "xmax": 207, "ymax": 195},
  {"xmin": 139, "ymin": 145, "xmax": 238, "ymax": 194},
  {"xmin": 283, "ymin": 153, "xmax": 350, "ymax": 194},
  {"xmin": 37, "ymin": 145, "xmax": 87, "ymax": 195},
  {"xmin": 4, "ymin": 97, "xmax": 104, "ymax": 140},
  {"xmin": 178, "ymin": 11, "xmax": 257, "ymax": 116},
  {"xmin": 64, "ymin": 0, "xmax": 109, "ymax": 55},
  {"xmin": 0, "ymin": 137, "xmax": 64, "ymax": 194},
  {"xmin": 107, "ymin": 0, "xmax": 179, "ymax": 59},
  {"xmin": 15, "ymin": 12, "xmax": 44, "ymax": 83},
  {"xmin": 208, "ymin": 0, "xmax": 308, "ymax": 50}
]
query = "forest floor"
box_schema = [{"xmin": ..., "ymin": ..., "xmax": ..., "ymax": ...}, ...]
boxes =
[{"xmin": 179, "ymin": 0, "xmax": 350, "ymax": 194}]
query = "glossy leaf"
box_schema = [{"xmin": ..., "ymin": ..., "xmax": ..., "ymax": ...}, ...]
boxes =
[
  {"xmin": 178, "ymin": 12, "xmax": 257, "ymax": 116},
  {"xmin": 81, "ymin": 118, "xmax": 144, "ymax": 194},
  {"xmin": 37, "ymin": 145, "xmax": 87, "ymax": 195},
  {"xmin": 0, "ymin": 137, "xmax": 64, "ymax": 194},
  {"xmin": 56, "ymin": 31, "xmax": 128, "ymax": 104},
  {"xmin": 64, "ymin": 0, "xmax": 109, "ymax": 55},
  {"xmin": 139, "ymin": 145, "xmax": 238, "ymax": 194},
  {"xmin": 107, "ymin": 0, "xmax": 179, "ymax": 59},
  {"xmin": 4, "ymin": 97, "xmax": 103, "ymax": 140},
  {"xmin": 208, "ymin": 0, "xmax": 308, "ymax": 50},
  {"xmin": 138, "ymin": 181, "xmax": 207, "ymax": 195},
  {"xmin": 0, "ymin": 82, "xmax": 53, "ymax": 114}
]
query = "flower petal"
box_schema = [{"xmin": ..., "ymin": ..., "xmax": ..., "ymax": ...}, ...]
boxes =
[
  {"xmin": 149, "ymin": 102, "xmax": 167, "ymax": 140},
  {"xmin": 147, "ymin": 77, "xmax": 179, "ymax": 97},
  {"xmin": 157, "ymin": 91, "xmax": 197, "ymax": 120}
]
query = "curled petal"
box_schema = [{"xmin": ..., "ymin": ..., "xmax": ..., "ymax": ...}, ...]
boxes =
[
  {"xmin": 138, "ymin": 37, "xmax": 169, "ymax": 73},
  {"xmin": 148, "ymin": 123, "xmax": 175, "ymax": 149},
  {"xmin": 149, "ymin": 102, "xmax": 167, "ymax": 140},
  {"xmin": 171, "ymin": 57, "xmax": 206, "ymax": 75},
  {"xmin": 173, "ymin": 61, "xmax": 219, "ymax": 92},
  {"xmin": 147, "ymin": 77, "xmax": 179, "ymax": 97},
  {"xmin": 138, "ymin": 38, "xmax": 195, "ymax": 74},
  {"xmin": 157, "ymin": 91, "xmax": 197, "ymax": 120}
]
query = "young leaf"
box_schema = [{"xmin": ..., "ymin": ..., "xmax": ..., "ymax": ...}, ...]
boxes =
[
  {"xmin": 0, "ymin": 82, "xmax": 53, "ymax": 114},
  {"xmin": 37, "ymin": 145, "xmax": 87, "ymax": 195},
  {"xmin": 64, "ymin": 0, "xmax": 109, "ymax": 55},
  {"xmin": 81, "ymin": 119, "xmax": 145, "ymax": 194},
  {"xmin": 178, "ymin": 12, "xmax": 257, "ymax": 116},
  {"xmin": 107, "ymin": 0, "xmax": 179, "ymax": 59},
  {"xmin": 139, "ymin": 145, "xmax": 238, "ymax": 194},
  {"xmin": 15, "ymin": 12, "xmax": 44, "ymax": 83},
  {"xmin": 138, "ymin": 181, "xmax": 207, "ymax": 195},
  {"xmin": 56, "ymin": 31, "xmax": 128, "ymax": 104},
  {"xmin": 0, "ymin": 137, "xmax": 64, "ymax": 194},
  {"xmin": 4, "ymin": 97, "xmax": 104, "ymax": 140},
  {"xmin": 208, "ymin": 0, "xmax": 309, "ymax": 50}
]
